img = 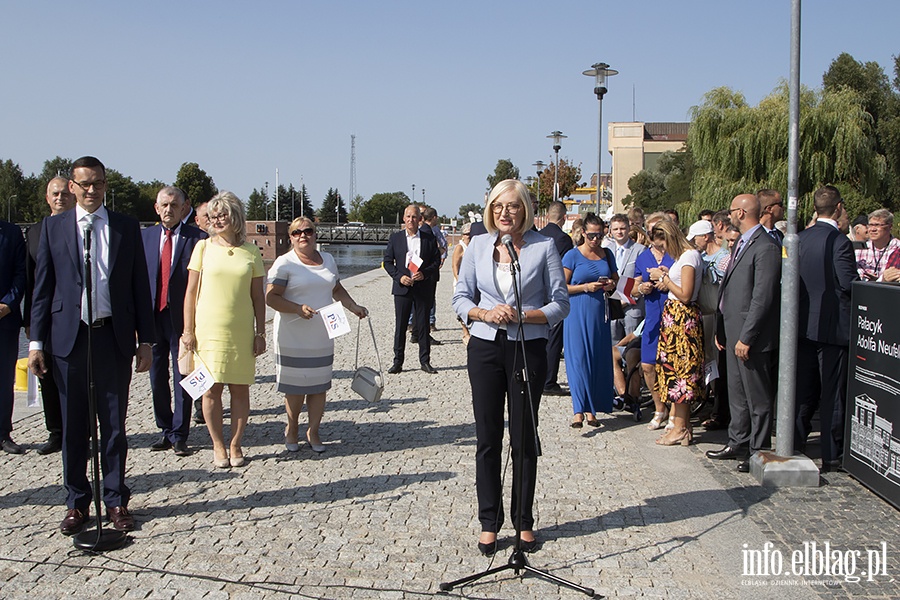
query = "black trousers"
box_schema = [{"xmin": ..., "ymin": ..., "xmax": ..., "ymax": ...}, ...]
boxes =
[
  {"xmin": 55, "ymin": 322, "xmax": 132, "ymax": 510},
  {"xmin": 468, "ymin": 332, "xmax": 546, "ymax": 533},
  {"xmin": 392, "ymin": 284, "xmax": 434, "ymax": 365},
  {"xmin": 794, "ymin": 339, "xmax": 847, "ymax": 464},
  {"xmin": 543, "ymin": 320, "xmax": 564, "ymax": 389}
]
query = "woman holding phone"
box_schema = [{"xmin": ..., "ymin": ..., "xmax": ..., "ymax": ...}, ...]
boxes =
[{"xmin": 562, "ymin": 213, "xmax": 618, "ymax": 428}]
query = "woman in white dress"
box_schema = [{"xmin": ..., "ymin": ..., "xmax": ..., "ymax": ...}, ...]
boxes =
[{"xmin": 266, "ymin": 217, "xmax": 367, "ymax": 452}]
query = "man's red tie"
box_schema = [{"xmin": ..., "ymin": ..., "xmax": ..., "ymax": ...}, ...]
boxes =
[{"xmin": 158, "ymin": 229, "xmax": 173, "ymax": 311}]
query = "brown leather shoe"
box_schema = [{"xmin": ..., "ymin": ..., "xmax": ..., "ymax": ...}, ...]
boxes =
[
  {"xmin": 106, "ymin": 506, "xmax": 135, "ymax": 531},
  {"xmin": 60, "ymin": 508, "xmax": 90, "ymax": 536}
]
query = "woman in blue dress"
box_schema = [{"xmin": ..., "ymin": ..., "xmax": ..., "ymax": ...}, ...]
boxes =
[
  {"xmin": 562, "ymin": 213, "xmax": 618, "ymax": 428},
  {"xmin": 632, "ymin": 212, "xmax": 675, "ymax": 430}
]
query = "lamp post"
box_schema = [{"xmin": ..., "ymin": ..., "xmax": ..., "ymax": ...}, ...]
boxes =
[
  {"xmin": 6, "ymin": 194, "xmax": 17, "ymax": 222},
  {"xmin": 546, "ymin": 131, "xmax": 566, "ymax": 202},
  {"xmin": 411, "ymin": 183, "xmax": 415, "ymax": 204},
  {"xmin": 533, "ymin": 161, "xmax": 545, "ymax": 209},
  {"xmin": 583, "ymin": 62, "xmax": 617, "ymax": 210},
  {"xmin": 265, "ymin": 181, "xmax": 269, "ymax": 221}
]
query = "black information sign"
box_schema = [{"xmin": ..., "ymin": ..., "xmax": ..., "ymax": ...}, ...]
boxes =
[{"xmin": 845, "ymin": 281, "xmax": 900, "ymax": 510}]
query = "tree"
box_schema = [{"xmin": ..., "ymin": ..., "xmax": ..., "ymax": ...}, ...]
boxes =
[
  {"xmin": 136, "ymin": 179, "xmax": 167, "ymax": 221},
  {"xmin": 246, "ymin": 188, "xmax": 268, "ymax": 220},
  {"xmin": 687, "ymin": 83, "xmax": 886, "ymax": 222},
  {"xmin": 360, "ymin": 192, "xmax": 410, "ymax": 224},
  {"xmin": 174, "ymin": 162, "xmax": 217, "ymax": 205},
  {"xmin": 458, "ymin": 202, "xmax": 482, "ymax": 219},
  {"xmin": 538, "ymin": 158, "xmax": 582, "ymax": 209},
  {"xmin": 318, "ymin": 188, "xmax": 347, "ymax": 223},
  {"xmin": 347, "ymin": 194, "xmax": 365, "ymax": 222},
  {"xmin": 487, "ymin": 159, "xmax": 520, "ymax": 189},
  {"xmin": 39, "ymin": 156, "xmax": 73, "ymax": 183},
  {"xmin": 623, "ymin": 150, "xmax": 694, "ymax": 217},
  {"xmin": 104, "ymin": 169, "xmax": 142, "ymax": 217}
]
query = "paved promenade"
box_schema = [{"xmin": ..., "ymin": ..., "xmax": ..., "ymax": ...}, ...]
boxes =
[{"xmin": 2, "ymin": 264, "xmax": 898, "ymax": 599}]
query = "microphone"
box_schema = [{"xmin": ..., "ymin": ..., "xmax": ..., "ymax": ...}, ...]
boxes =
[
  {"xmin": 500, "ymin": 234, "xmax": 520, "ymax": 269},
  {"xmin": 82, "ymin": 219, "xmax": 93, "ymax": 255}
]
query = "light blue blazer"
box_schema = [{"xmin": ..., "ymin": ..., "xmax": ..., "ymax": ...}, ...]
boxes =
[{"xmin": 452, "ymin": 229, "xmax": 569, "ymax": 341}]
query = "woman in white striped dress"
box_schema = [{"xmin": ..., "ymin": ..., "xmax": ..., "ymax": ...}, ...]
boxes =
[{"xmin": 266, "ymin": 217, "xmax": 367, "ymax": 453}]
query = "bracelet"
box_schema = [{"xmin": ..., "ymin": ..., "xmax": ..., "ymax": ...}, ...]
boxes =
[{"xmin": 480, "ymin": 309, "xmax": 488, "ymax": 321}]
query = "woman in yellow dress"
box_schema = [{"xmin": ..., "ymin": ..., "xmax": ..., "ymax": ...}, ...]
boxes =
[{"xmin": 182, "ymin": 192, "xmax": 266, "ymax": 468}]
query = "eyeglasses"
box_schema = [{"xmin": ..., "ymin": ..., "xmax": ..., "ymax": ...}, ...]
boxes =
[
  {"xmin": 209, "ymin": 213, "xmax": 230, "ymax": 223},
  {"xmin": 291, "ymin": 228, "xmax": 316, "ymax": 237},
  {"xmin": 71, "ymin": 179, "xmax": 107, "ymax": 192},
  {"xmin": 490, "ymin": 203, "xmax": 522, "ymax": 215},
  {"xmin": 868, "ymin": 223, "xmax": 889, "ymax": 229},
  {"xmin": 728, "ymin": 207, "xmax": 743, "ymax": 213},
  {"xmin": 585, "ymin": 232, "xmax": 603, "ymax": 240}
]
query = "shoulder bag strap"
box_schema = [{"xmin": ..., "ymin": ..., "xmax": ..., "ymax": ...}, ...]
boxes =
[{"xmin": 354, "ymin": 316, "xmax": 383, "ymax": 376}]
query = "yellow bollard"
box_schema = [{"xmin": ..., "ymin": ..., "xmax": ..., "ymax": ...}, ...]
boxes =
[{"xmin": 15, "ymin": 358, "xmax": 29, "ymax": 391}]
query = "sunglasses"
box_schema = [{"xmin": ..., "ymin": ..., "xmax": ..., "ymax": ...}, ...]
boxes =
[
  {"xmin": 585, "ymin": 232, "xmax": 603, "ymax": 240},
  {"xmin": 291, "ymin": 228, "xmax": 316, "ymax": 237}
]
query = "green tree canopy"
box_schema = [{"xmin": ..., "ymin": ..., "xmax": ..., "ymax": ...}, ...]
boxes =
[
  {"xmin": 538, "ymin": 158, "xmax": 582, "ymax": 209},
  {"xmin": 318, "ymin": 188, "xmax": 347, "ymax": 223},
  {"xmin": 687, "ymin": 83, "xmax": 886, "ymax": 222},
  {"xmin": 246, "ymin": 188, "xmax": 268, "ymax": 220},
  {"xmin": 623, "ymin": 150, "xmax": 694, "ymax": 217},
  {"xmin": 174, "ymin": 162, "xmax": 218, "ymax": 206},
  {"xmin": 359, "ymin": 191, "xmax": 410, "ymax": 224},
  {"xmin": 458, "ymin": 202, "xmax": 482, "ymax": 219},
  {"xmin": 487, "ymin": 159, "xmax": 520, "ymax": 189}
]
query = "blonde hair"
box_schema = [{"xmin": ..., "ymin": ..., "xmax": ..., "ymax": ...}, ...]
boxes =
[
  {"xmin": 652, "ymin": 218, "xmax": 693, "ymax": 259},
  {"xmin": 288, "ymin": 216, "xmax": 315, "ymax": 233},
  {"xmin": 207, "ymin": 191, "xmax": 247, "ymax": 244},
  {"xmin": 483, "ymin": 179, "xmax": 534, "ymax": 236}
]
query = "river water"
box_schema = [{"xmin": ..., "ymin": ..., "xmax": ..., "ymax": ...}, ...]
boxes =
[{"xmin": 321, "ymin": 243, "xmax": 386, "ymax": 278}]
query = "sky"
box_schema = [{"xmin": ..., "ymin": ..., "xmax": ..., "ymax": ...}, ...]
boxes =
[{"xmin": 3, "ymin": 1, "xmax": 899, "ymax": 219}]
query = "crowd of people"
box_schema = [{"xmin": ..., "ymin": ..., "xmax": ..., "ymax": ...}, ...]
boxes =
[{"xmin": 1, "ymin": 166, "xmax": 897, "ymax": 556}]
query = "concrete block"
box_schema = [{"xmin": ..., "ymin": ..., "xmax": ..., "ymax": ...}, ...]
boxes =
[{"xmin": 751, "ymin": 451, "xmax": 820, "ymax": 487}]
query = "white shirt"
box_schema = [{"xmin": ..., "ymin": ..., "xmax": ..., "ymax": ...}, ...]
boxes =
[
  {"xmin": 76, "ymin": 204, "xmax": 112, "ymax": 320},
  {"xmin": 405, "ymin": 230, "xmax": 421, "ymax": 268},
  {"xmin": 157, "ymin": 223, "xmax": 182, "ymax": 267},
  {"xmin": 669, "ymin": 249, "xmax": 703, "ymax": 303}
]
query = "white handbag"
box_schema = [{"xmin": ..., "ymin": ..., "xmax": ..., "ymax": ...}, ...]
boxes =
[{"xmin": 351, "ymin": 317, "xmax": 384, "ymax": 402}]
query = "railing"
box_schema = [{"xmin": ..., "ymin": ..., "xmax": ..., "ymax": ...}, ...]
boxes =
[{"xmin": 314, "ymin": 223, "xmax": 399, "ymax": 244}]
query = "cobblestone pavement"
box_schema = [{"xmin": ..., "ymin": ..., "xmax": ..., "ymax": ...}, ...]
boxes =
[{"xmin": 2, "ymin": 265, "xmax": 897, "ymax": 599}]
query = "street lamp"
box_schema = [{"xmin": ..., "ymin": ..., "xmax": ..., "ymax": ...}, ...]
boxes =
[
  {"xmin": 583, "ymin": 62, "xmax": 617, "ymax": 210},
  {"xmin": 6, "ymin": 194, "xmax": 17, "ymax": 222},
  {"xmin": 533, "ymin": 161, "xmax": 545, "ymax": 209},
  {"xmin": 546, "ymin": 131, "xmax": 566, "ymax": 202},
  {"xmin": 411, "ymin": 183, "xmax": 415, "ymax": 204}
]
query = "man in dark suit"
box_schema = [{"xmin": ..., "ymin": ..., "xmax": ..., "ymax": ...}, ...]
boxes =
[
  {"xmin": 23, "ymin": 177, "xmax": 76, "ymax": 455},
  {"xmin": 142, "ymin": 186, "xmax": 207, "ymax": 456},
  {"xmin": 383, "ymin": 204, "xmax": 441, "ymax": 374},
  {"xmin": 29, "ymin": 156, "xmax": 154, "ymax": 534},
  {"xmin": 707, "ymin": 193, "xmax": 781, "ymax": 473},
  {"xmin": 795, "ymin": 185, "xmax": 857, "ymax": 471},
  {"xmin": 539, "ymin": 201, "xmax": 574, "ymax": 395},
  {"xmin": 758, "ymin": 189, "xmax": 785, "ymax": 244},
  {"xmin": 0, "ymin": 218, "xmax": 26, "ymax": 454}
]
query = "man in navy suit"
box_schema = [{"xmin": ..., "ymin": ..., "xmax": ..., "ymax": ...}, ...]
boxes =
[
  {"xmin": 29, "ymin": 156, "xmax": 154, "ymax": 534},
  {"xmin": 795, "ymin": 185, "xmax": 857, "ymax": 471},
  {"xmin": 0, "ymin": 218, "xmax": 26, "ymax": 454},
  {"xmin": 23, "ymin": 177, "xmax": 76, "ymax": 455},
  {"xmin": 142, "ymin": 187, "xmax": 207, "ymax": 456},
  {"xmin": 383, "ymin": 204, "xmax": 441, "ymax": 374},
  {"xmin": 538, "ymin": 201, "xmax": 573, "ymax": 395}
]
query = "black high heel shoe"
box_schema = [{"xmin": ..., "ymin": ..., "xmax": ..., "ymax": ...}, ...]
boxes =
[{"xmin": 477, "ymin": 539, "xmax": 497, "ymax": 556}]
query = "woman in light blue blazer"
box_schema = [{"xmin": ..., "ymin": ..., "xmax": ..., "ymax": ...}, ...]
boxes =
[{"xmin": 452, "ymin": 179, "xmax": 569, "ymax": 556}]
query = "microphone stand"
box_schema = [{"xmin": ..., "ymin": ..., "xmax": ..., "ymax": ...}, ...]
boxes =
[
  {"xmin": 440, "ymin": 242, "xmax": 596, "ymax": 597},
  {"xmin": 73, "ymin": 221, "xmax": 128, "ymax": 552}
]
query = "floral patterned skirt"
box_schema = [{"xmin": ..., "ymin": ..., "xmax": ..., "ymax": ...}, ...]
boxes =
[{"xmin": 655, "ymin": 299, "xmax": 704, "ymax": 404}]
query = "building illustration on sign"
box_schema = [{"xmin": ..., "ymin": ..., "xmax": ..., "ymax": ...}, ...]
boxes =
[{"xmin": 850, "ymin": 393, "xmax": 900, "ymax": 486}]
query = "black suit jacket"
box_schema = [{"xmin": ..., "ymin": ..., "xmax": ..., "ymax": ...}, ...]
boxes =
[
  {"xmin": 798, "ymin": 221, "xmax": 857, "ymax": 346},
  {"xmin": 539, "ymin": 222, "xmax": 574, "ymax": 258},
  {"xmin": 0, "ymin": 220, "xmax": 26, "ymax": 333},
  {"xmin": 383, "ymin": 229, "xmax": 441, "ymax": 296},
  {"xmin": 31, "ymin": 209, "xmax": 155, "ymax": 358},
  {"xmin": 142, "ymin": 223, "xmax": 207, "ymax": 333}
]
